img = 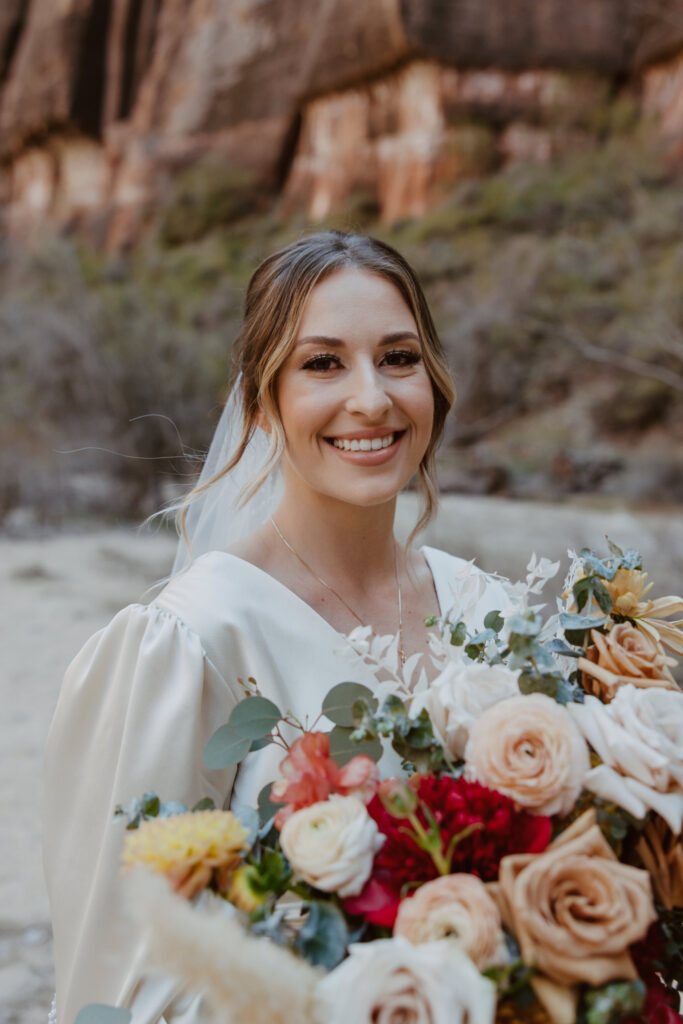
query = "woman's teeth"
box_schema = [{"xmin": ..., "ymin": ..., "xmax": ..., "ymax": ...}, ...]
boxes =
[{"xmin": 331, "ymin": 433, "xmax": 395, "ymax": 452}]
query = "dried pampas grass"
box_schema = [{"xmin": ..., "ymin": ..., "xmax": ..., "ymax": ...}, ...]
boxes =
[{"xmin": 126, "ymin": 868, "xmax": 322, "ymax": 1024}]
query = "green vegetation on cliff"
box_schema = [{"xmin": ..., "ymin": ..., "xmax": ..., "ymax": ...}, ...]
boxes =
[{"xmin": 1, "ymin": 131, "xmax": 681, "ymax": 527}]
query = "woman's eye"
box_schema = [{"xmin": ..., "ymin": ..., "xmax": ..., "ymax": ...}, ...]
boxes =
[
  {"xmin": 382, "ymin": 349, "xmax": 422, "ymax": 368},
  {"xmin": 302, "ymin": 353, "xmax": 342, "ymax": 372}
]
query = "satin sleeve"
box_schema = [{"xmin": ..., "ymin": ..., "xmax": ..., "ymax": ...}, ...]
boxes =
[{"xmin": 43, "ymin": 602, "xmax": 244, "ymax": 1024}]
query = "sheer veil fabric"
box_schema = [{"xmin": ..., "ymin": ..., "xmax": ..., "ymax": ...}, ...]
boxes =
[{"xmin": 172, "ymin": 376, "xmax": 282, "ymax": 574}]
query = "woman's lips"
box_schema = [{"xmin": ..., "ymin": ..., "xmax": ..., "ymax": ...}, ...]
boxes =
[{"xmin": 323, "ymin": 431, "xmax": 405, "ymax": 465}]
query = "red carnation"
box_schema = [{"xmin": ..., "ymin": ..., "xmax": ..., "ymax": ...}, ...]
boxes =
[{"xmin": 345, "ymin": 775, "xmax": 551, "ymax": 926}]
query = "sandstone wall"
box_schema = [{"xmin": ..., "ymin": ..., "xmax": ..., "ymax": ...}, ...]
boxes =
[{"xmin": 0, "ymin": 0, "xmax": 682, "ymax": 245}]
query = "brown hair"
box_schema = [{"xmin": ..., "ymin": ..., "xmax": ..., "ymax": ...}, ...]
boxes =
[{"xmin": 178, "ymin": 230, "xmax": 455, "ymax": 544}]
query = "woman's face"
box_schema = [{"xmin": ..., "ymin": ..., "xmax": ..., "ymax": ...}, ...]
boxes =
[{"xmin": 275, "ymin": 268, "xmax": 435, "ymax": 510}]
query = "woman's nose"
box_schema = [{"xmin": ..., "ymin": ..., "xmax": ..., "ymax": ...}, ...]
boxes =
[{"xmin": 344, "ymin": 364, "xmax": 393, "ymax": 420}]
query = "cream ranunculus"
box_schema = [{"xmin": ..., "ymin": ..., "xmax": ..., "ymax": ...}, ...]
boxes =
[
  {"xmin": 464, "ymin": 693, "xmax": 589, "ymax": 816},
  {"xmin": 393, "ymin": 874, "xmax": 506, "ymax": 969},
  {"xmin": 410, "ymin": 657, "xmax": 520, "ymax": 759},
  {"xmin": 279, "ymin": 795, "xmax": 383, "ymax": 898},
  {"xmin": 315, "ymin": 936, "xmax": 496, "ymax": 1024},
  {"xmin": 569, "ymin": 684, "xmax": 683, "ymax": 834}
]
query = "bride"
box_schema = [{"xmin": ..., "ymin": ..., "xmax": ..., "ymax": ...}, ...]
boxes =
[{"xmin": 43, "ymin": 231, "xmax": 506, "ymax": 1024}]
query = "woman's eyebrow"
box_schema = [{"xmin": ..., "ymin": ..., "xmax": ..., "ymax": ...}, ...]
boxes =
[{"xmin": 295, "ymin": 331, "xmax": 420, "ymax": 348}]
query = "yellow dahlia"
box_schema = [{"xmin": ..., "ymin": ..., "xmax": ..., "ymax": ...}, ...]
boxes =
[
  {"xmin": 122, "ymin": 810, "xmax": 249, "ymax": 899},
  {"xmin": 605, "ymin": 569, "xmax": 683, "ymax": 656}
]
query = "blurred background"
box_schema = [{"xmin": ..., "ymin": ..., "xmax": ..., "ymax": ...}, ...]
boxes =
[{"xmin": 1, "ymin": 1, "xmax": 683, "ymax": 1020}]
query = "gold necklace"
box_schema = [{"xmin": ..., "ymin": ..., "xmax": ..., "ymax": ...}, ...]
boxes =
[{"xmin": 270, "ymin": 517, "xmax": 407, "ymax": 664}]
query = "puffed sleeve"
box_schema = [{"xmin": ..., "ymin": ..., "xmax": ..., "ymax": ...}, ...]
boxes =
[{"xmin": 43, "ymin": 602, "xmax": 244, "ymax": 1024}]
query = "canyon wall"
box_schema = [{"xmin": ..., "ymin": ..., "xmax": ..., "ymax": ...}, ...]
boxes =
[{"xmin": 1, "ymin": 0, "xmax": 682, "ymax": 246}]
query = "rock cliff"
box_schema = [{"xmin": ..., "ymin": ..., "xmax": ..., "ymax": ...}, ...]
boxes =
[{"xmin": 0, "ymin": 0, "xmax": 682, "ymax": 245}]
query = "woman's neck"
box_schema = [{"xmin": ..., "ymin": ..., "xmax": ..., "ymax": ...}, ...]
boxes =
[{"xmin": 272, "ymin": 489, "xmax": 399, "ymax": 592}]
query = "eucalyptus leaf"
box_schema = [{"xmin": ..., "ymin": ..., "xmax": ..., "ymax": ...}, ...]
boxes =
[
  {"xmin": 322, "ymin": 682, "xmax": 375, "ymax": 727},
  {"xmin": 204, "ymin": 724, "xmax": 252, "ymax": 769},
  {"xmin": 158, "ymin": 801, "xmax": 188, "ymax": 818},
  {"xmin": 75, "ymin": 1007, "xmax": 132, "ymax": 1024},
  {"xmin": 560, "ymin": 612, "xmax": 609, "ymax": 631},
  {"xmin": 250, "ymin": 735, "xmax": 274, "ymax": 752},
  {"xmin": 229, "ymin": 697, "xmax": 282, "ymax": 739},
  {"xmin": 606, "ymin": 538, "xmax": 624, "ymax": 558},
  {"xmin": 257, "ymin": 782, "xmax": 277, "ymax": 825},
  {"xmin": 449, "ymin": 620, "xmax": 467, "ymax": 646},
  {"xmin": 328, "ymin": 725, "xmax": 382, "ymax": 766},
  {"xmin": 580, "ymin": 550, "xmax": 617, "ymax": 580},
  {"xmin": 140, "ymin": 793, "xmax": 160, "ymax": 817},
  {"xmin": 546, "ymin": 638, "xmax": 582, "ymax": 658},
  {"xmin": 192, "ymin": 797, "xmax": 215, "ymax": 812},
  {"xmin": 506, "ymin": 615, "xmax": 540, "ymax": 637},
  {"xmin": 592, "ymin": 579, "xmax": 614, "ymax": 614},
  {"xmin": 295, "ymin": 901, "xmax": 349, "ymax": 969},
  {"xmin": 621, "ymin": 548, "xmax": 642, "ymax": 570},
  {"xmin": 483, "ymin": 610, "xmax": 504, "ymax": 632}
]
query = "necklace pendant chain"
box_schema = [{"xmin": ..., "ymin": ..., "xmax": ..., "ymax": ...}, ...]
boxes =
[{"xmin": 270, "ymin": 517, "xmax": 407, "ymax": 665}]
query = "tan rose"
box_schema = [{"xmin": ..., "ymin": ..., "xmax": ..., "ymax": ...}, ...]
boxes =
[
  {"xmin": 394, "ymin": 874, "xmax": 506, "ymax": 969},
  {"xmin": 496, "ymin": 810, "xmax": 657, "ymax": 1024},
  {"xmin": 464, "ymin": 693, "xmax": 589, "ymax": 816},
  {"xmin": 579, "ymin": 623, "xmax": 678, "ymax": 701}
]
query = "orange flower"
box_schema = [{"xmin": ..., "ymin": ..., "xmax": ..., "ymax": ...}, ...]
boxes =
[{"xmin": 604, "ymin": 569, "xmax": 683, "ymax": 656}]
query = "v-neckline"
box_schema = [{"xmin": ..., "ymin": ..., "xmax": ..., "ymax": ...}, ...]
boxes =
[{"xmin": 207, "ymin": 545, "xmax": 447, "ymax": 638}]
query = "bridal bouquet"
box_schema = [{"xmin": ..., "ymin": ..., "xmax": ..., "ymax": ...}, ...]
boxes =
[{"xmin": 106, "ymin": 543, "xmax": 682, "ymax": 1024}]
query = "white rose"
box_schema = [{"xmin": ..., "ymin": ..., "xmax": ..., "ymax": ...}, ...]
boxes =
[
  {"xmin": 569, "ymin": 685, "xmax": 683, "ymax": 834},
  {"xmin": 464, "ymin": 693, "xmax": 590, "ymax": 816},
  {"xmin": 316, "ymin": 936, "xmax": 496, "ymax": 1024},
  {"xmin": 279, "ymin": 795, "xmax": 383, "ymax": 897},
  {"xmin": 411, "ymin": 656, "xmax": 520, "ymax": 759}
]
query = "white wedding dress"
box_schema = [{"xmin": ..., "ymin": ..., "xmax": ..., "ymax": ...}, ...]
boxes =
[{"xmin": 43, "ymin": 546, "xmax": 507, "ymax": 1024}]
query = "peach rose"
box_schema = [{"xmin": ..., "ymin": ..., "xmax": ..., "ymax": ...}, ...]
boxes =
[
  {"xmin": 579, "ymin": 623, "xmax": 677, "ymax": 701},
  {"xmin": 464, "ymin": 693, "xmax": 589, "ymax": 816},
  {"xmin": 496, "ymin": 810, "xmax": 656, "ymax": 1024},
  {"xmin": 394, "ymin": 874, "xmax": 506, "ymax": 969}
]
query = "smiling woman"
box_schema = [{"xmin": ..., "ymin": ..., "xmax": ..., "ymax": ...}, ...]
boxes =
[{"xmin": 42, "ymin": 232, "xmax": 507, "ymax": 1024}]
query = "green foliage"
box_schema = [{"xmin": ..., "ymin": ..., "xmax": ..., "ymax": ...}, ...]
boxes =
[
  {"xmin": 204, "ymin": 723, "xmax": 253, "ymax": 769},
  {"xmin": 113, "ymin": 791, "xmax": 188, "ymax": 829},
  {"xmin": 158, "ymin": 157, "xmax": 266, "ymax": 247},
  {"xmin": 322, "ymin": 682, "xmax": 376, "ymax": 727},
  {"xmin": 579, "ymin": 980, "xmax": 646, "ymax": 1024},
  {"xmin": 294, "ymin": 901, "xmax": 349, "ymax": 969},
  {"xmin": 348, "ymin": 692, "xmax": 450, "ymax": 774},
  {"xmin": 327, "ymin": 725, "xmax": 383, "ymax": 767},
  {"xmin": 229, "ymin": 696, "xmax": 282, "ymax": 740}
]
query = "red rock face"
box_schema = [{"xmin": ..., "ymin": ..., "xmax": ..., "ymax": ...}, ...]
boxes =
[{"xmin": 0, "ymin": 0, "xmax": 681, "ymax": 243}]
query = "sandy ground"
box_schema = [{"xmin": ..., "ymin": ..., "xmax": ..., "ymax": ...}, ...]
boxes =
[{"xmin": 2, "ymin": 495, "xmax": 682, "ymax": 1023}]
